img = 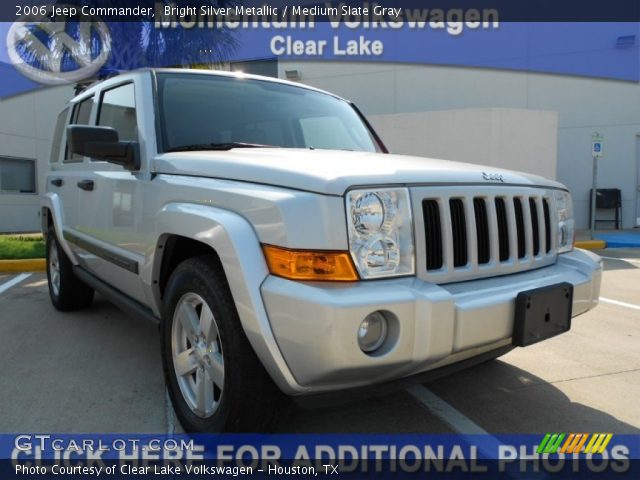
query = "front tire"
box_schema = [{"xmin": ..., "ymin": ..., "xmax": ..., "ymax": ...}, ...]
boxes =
[
  {"xmin": 161, "ymin": 255, "xmax": 282, "ymax": 432},
  {"xmin": 46, "ymin": 226, "xmax": 94, "ymax": 311}
]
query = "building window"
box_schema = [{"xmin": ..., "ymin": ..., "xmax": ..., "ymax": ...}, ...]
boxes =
[
  {"xmin": 230, "ymin": 58, "xmax": 278, "ymax": 78},
  {"xmin": 0, "ymin": 157, "xmax": 36, "ymax": 194}
]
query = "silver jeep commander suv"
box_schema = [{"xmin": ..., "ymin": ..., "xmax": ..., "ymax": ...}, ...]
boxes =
[{"xmin": 42, "ymin": 69, "xmax": 602, "ymax": 432}]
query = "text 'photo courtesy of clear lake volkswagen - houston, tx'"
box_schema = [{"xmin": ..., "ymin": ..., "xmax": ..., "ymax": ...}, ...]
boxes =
[{"xmin": 0, "ymin": 0, "xmax": 639, "ymax": 479}]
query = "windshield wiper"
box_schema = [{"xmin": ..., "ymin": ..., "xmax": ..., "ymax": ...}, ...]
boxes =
[{"xmin": 166, "ymin": 142, "xmax": 275, "ymax": 153}]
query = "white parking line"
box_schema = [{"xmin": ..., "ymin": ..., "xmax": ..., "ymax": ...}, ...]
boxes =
[
  {"xmin": 600, "ymin": 297, "xmax": 640, "ymax": 311},
  {"xmin": 0, "ymin": 273, "xmax": 32, "ymax": 294},
  {"xmin": 407, "ymin": 385, "xmax": 488, "ymax": 434},
  {"xmin": 406, "ymin": 385, "xmax": 504, "ymax": 457}
]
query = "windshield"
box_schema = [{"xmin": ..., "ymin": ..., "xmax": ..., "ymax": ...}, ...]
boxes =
[{"xmin": 156, "ymin": 72, "xmax": 381, "ymax": 153}]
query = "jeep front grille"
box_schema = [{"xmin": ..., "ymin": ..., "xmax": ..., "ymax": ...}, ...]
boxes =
[
  {"xmin": 543, "ymin": 199, "xmax": 552, "ymax": 254},
  {"xmin": 415, "ymin": 186, "xmax": 557, "ymax": 283},
  {"xmin": 529, "ymin": 197, "xmax": 541, "ymax": 256},
  {"xmin": 513, "ymin": 197, "xmax": 526, "ymax": 259},
  {"xmin": 495, "ymin": 197, "xmax": 510, "ymax": 262},
  {"xmin": 449, "ymin": 198, "xmax": 468, "ymax": 267},
  {"xmin": 422, "ymin": 199, "xmax": 443, "ymax": 270},
  {"xmin": 473, "ymin": 198, "xmax": 490, "ymax": 265}
]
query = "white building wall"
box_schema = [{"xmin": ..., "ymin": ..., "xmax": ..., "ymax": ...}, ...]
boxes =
[
  {"xmin": 0, "ymin": 84, "xmax": 74, "ymax": 232},
  {"xmin": 280, "ymin": 62, "xmax": 640, "ymax": 228},
  {"xmin": 1, "ymin": 62, "xmax": 638, "ymax": 231},
  {"xmin": 368, "ymin": 108, "xmax": 558, "ymax": 180}
]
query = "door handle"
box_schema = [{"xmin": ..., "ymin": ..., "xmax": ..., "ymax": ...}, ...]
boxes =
[
  {"xmin": 50, "ymin": 178, "xmax": 64, "ymax": 187},
  {"xmin": 77, "ymin": 179, "xmax": 94, "ymax": 191}
]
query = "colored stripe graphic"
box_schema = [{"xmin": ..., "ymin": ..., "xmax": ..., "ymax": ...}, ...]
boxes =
[
  {"xmin": 537, "ymin": 433, "xmax": 565, "ymax": 454},
  {"xmin": 560, "ymin": 433, "xmax": 588, "ymax": 454},
  {"xmin": 584, "ymin": 433, "xmax": 613, "ymax": 454},
  {"xmin": 538, "ymin": 433, "xmax": 613, "ymax": 454}
]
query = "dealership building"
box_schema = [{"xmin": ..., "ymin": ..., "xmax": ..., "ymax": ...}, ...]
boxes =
[{"xmin": 1, "ymin": 40, "xmax": 640, "ymax": 232}]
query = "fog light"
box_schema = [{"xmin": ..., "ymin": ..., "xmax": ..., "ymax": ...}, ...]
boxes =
[{"xmin": 358, "ymin": 311, "xmax": 388, "ymax": 353}]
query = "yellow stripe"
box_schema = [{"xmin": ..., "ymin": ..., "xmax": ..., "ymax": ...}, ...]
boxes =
[
  {"xmin": 583, "ymin": 433, "xmax": 598, "ymax": 454},
  {"xmin": 588, "ymin": 434, "xmax": 605, "ymax": 454},
  {"xmin": 592, "ymin": 433, "xmax": 613, "ymax": 454},
  {"xmin": 598, "ymin": 434, "xmax": 613, "ymax": 454},
  {"xmin": 575, "ymin": 240, "xmax": 606, "ymax": 250},
  {"xmin": 0, "ymin": 259, "xmax": 46, "ymax": 273}
]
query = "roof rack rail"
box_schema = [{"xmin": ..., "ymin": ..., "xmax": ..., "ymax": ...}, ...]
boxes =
[{"xmin": 73, "ymin": 69, "xmax": 122, "ymax": 95}]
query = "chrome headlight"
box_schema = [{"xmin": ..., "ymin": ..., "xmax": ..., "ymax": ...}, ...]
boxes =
[
  {"xmin": 554, "ymin": 190, "xmax": 574, "ymax": 253},
  {"xmin": 346, "ymin": 188, "xmax": 415, "ymax": 279}
]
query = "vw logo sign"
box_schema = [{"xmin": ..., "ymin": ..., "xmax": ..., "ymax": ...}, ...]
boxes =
[{"xmin": 7, "ymin": 6, "xmax": 111, "ymax": 85}]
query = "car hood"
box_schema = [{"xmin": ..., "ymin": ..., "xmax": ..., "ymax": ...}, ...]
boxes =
[{"xmin": 153, "ymin": 148, "xmax": 564, "ymax": 196}]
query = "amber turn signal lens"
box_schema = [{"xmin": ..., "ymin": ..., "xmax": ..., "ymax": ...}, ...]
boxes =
[{"xmin": 262, "ymin": 245, "xmax": 359, "ymax": 282}]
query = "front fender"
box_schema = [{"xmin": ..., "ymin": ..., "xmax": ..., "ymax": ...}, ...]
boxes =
[{"xmin": 150, "ymin": 202, "xmax": 305, "ymax": 395}]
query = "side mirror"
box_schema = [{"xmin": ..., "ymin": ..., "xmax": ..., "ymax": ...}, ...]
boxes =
[{"xmin": 67, "ymin": 125, "xmax": 140, "ymax": 171}]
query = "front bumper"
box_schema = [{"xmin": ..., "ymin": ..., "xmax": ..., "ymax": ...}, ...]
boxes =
[{"xmin": 260, "ymin": 248, "xmax": 602, "ymax": 394}]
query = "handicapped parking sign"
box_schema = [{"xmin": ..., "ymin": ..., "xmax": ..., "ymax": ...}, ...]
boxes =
[{"xmin": 592, "ymin": 133, "xmax": 604, "ymax": 158}]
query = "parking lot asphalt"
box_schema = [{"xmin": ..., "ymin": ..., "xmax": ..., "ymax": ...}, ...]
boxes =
[{"xmin": 0, "ymin": 248, "xmax": 638, "ymax": 435}]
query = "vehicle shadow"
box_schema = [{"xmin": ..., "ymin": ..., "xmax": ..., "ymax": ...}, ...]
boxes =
[
  {"xmin": 596, "ymin": 248, "xmax": 640, "ymax": 271},
  {"xmin": 277, "ymin": 359, "xmax": 639, "ymax": 434},
  {"xmin": 602, "ymin": 259, "xmax": 637, "ymax": 271}
]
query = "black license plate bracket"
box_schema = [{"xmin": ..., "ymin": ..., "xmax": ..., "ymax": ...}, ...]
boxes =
[{"xmin": 513, "ymin": 282, "xmax": 573, "ymax": 347}]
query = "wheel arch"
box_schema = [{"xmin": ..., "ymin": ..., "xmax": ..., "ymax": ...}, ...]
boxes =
[
  {"xmin": 41, "ymin": 206, "xmax": 52, "ymax": 236},
  {"xmin": 155, "ymin": 235, "xmax": 224, "ymax": 298},
  {"xmin": 40, "ymin": 193, "xmax": 77, "ymax": 263},
  {"xmin": 149, "ymin": 202, "xmax": 303, "ymax": 395}
]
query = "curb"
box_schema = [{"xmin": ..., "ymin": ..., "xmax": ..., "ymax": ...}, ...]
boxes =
[
  {"xmin": 575, "ymin": 240, "xmax": 607, "ymax": 250},
  {"xmin": 0, "ymin": 258, "xmax": 46, "ymax": 273}
]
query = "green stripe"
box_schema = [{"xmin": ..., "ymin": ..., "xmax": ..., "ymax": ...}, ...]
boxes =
[
  {"xmin": 536, "ymin": 433, "xmax": 551, "ymax": 454},
  {"xmin": 545, "ymin": 433, "xmax": 566, "ymax": 454}
]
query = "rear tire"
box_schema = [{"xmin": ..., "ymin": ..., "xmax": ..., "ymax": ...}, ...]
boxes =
[
  {"xmin": 46, "ymin": 226, "xmax": 94, "ymax": 311},
  {"xmin": 161, "ymin": 255, "xmax": 284, "ymax": 432}
]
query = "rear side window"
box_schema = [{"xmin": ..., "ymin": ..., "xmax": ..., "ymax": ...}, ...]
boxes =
[
  {"xmin": 50, "ymin": 107, "xmax": 69, "ymax": 164},
  {"xmin": 98, "ymin": 83, "xmax": 138, "ymax": 142},
  {"xmin": 73, "ymin": 97, "xmax": 93, "ymax": 124},
  {"xmin": 65, "ymin": 96, "xmax": 94, "ymax": 163}
]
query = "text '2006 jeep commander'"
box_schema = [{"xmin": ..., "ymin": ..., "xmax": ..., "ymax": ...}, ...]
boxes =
[{"xmin": 42, "ymin": 69, "xmax": 602, "ymax": 432}]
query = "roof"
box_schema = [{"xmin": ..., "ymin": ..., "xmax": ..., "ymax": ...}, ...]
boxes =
[{"xmin": 70, "ymin": 67, "xmax": 342, "ymax": 103}]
